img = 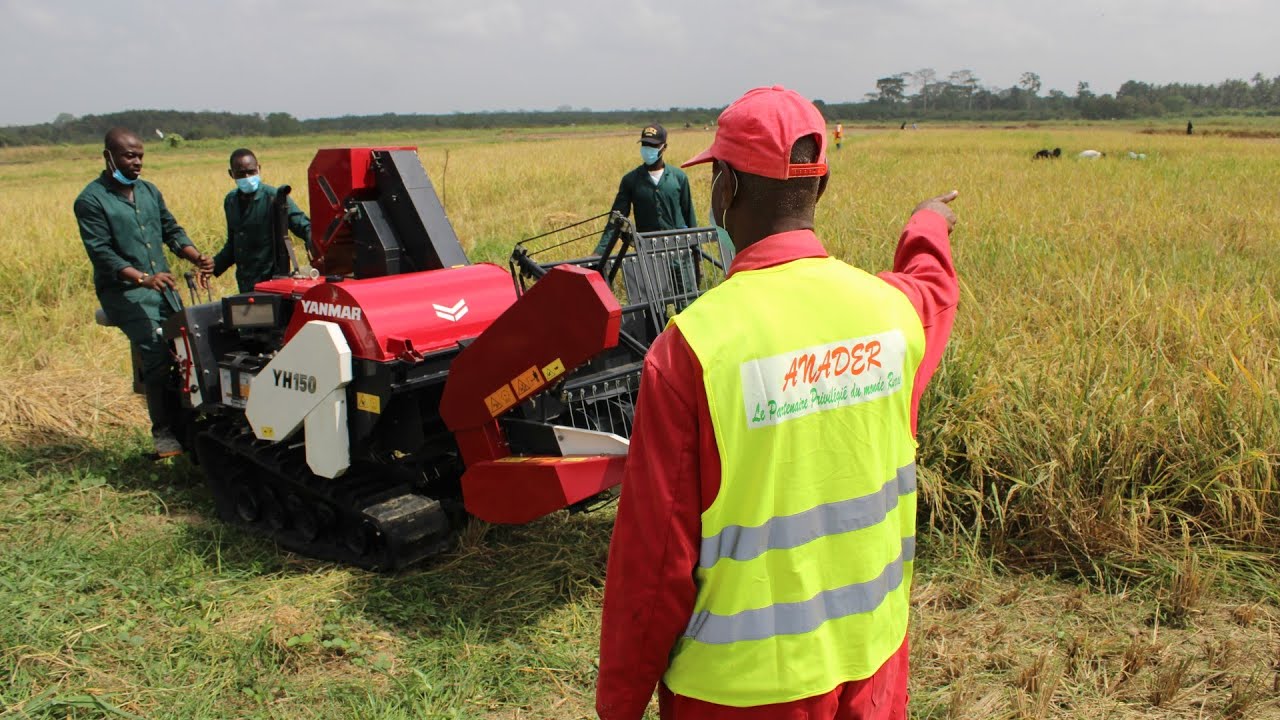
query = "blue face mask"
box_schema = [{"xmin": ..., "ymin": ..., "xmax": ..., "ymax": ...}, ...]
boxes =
[
  {"xmin": 235, "ymin": 174, "xmax": 261, "ymax": 194},
  {"xmin": 640, "ymin": 146, "xmax": 662, "ymax": 166},
  {"xmin": 107, "ymin": 155, "xmax": 137, "ymax": 186}
]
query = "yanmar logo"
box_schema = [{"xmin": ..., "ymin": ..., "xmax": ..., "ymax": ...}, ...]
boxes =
[
  {"xmin": 301, "ymin": 300, "xmax": 362, "ymax": 322},
  {"xmin": 433, "ymin": 299, "xmax": 468, "ymax": 322}
]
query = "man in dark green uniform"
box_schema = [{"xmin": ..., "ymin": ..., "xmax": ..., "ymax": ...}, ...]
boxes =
[
  {"xmin": 594, "ymin": 124, "xmax": 697, "ymax": 254},
  {"xmin": 207, "ymin": 148, "xmax": 311, "ymax": 293},
  {"xmin": 74, "ymin": 128, "xmax": 215, "ymax": 458}
]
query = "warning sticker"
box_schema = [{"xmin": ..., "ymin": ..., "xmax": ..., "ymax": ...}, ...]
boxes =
[
  {"xmin": 740, "ymin": 329, "xmax": 907, "ymax": 429},
  {"xmin": 356, "ymin": 392, "xmax": 381, "ymax": 414},
  {"xmin": 261, "ymin": 425, "xmax": 275, "ymax": 439},
  {"xmin": 485, "ymin": 384, "xmax": 518, "ymax": 417},
  {"xmin": 542, "ymin": 358, "xmax": 566, "ymax": 382},
  {"xmin": 512, "ymin": 366, "xmax": 545, "ymax": 399}
]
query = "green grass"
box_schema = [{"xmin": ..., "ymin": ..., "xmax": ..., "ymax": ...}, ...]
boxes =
[
  {"xmin": 3, "ymin": 439, "xmax": 1276, "ymax": 718},
  {"xmin": 1, "ymin": 439, "xmax": 611, "ymax": 719}
]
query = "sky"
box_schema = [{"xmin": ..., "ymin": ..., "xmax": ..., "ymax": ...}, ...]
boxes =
[{"xmin": 0, "ymin": 0, "xmax": 1273, "ymax": 126}]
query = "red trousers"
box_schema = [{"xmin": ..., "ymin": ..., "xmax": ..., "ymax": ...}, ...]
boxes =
[{"xmin": 657, "ymin": 638, "xmax": 909, "ymax": 720}]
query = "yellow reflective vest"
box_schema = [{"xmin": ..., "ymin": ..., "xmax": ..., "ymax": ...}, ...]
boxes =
[{"xmin": 664, "ymin": 255, "xmax": 926, "ymax": 706}]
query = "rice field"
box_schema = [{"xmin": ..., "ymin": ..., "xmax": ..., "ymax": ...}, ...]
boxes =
[{"xmin": 1, "ymin": 122, "xmax": 1277, "ymax": 718}]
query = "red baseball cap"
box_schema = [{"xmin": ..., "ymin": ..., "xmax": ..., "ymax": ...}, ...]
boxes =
[{"xmin": 682, "ymin": 85, "xmax": 829, "ymax": 180}]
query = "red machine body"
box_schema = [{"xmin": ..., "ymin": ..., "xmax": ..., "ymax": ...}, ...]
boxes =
[
  {"xmin": 280, "ymin": 264, "xmax": 517, "ymax": 362},
  {"xmin": 259, "ymin": 262, "xmax": 620, "ymax": 526},
  {"xmin": 308, "ymin": 147, "xmax": 415, "ymax": 274},
  {"xmin": 440, "ymin": 265, "xmax": 625, "ymax": 524},
  {"xmin": 254, "ymin": 277, "xmax": 323, "ymax": 297},
  {"xmin": 167, "ymin": 145, "xmax": 721, "ymax": 569}
]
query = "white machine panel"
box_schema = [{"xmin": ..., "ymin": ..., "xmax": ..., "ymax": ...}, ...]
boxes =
[
  {"xmin": 551, "ymin": 425, "xmax": 630, "ymax": 456},
  {"xmin": 305, "ymin": 387, "xmax": 350, "ymax": 479},
  {"xmin": 246, "ymin": 321, "xmax": 352, "ymax": 443}
]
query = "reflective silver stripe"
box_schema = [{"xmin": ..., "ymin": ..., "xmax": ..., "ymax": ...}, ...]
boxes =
[
  {"xmin": 684, "ymin": 539, "xmax": 913, "ymax": 644},
  {"xmin": 902, "ymin": 534, "xmax": 916, "ymax": 563},
  {"xmin": 699, "ymin": 463, "xmax": 916, "ymax": 569}
]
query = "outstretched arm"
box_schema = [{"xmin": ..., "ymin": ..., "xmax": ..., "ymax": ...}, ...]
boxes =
[{"xmin": 877, "ymin": 191, "xmax": 959, "ymax": 433}]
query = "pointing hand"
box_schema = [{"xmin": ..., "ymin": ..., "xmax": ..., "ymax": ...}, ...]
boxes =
[{"xmin": 913, "ymin": 190, "xmax": 959, "ymax": 231}]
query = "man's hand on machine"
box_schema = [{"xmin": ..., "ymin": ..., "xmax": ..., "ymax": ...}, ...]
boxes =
[
  {"xmin": 138, "ymin": 272, "xmax": 178, "ymax": 291},
  {"xmin": 195, "ymin": 269, "xmax": 213, "ymax": 290}
]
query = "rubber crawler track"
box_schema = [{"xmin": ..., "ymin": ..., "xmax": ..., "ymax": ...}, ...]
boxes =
[{"xmin": 195, "ymin": 417, "xmax": 453, "ymax": 570}]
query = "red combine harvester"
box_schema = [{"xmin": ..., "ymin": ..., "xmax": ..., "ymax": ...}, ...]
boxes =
[{"xmin": 157, "ymin": 147, "xmax": 730, "ymax": 569}]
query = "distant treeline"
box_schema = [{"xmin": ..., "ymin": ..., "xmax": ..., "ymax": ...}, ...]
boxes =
[{"xmin": 4, "ymin": 71, "xmax": 1278, "ymax": 147}]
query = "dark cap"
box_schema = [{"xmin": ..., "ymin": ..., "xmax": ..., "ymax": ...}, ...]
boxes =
[{"xmin": 639, "ymin": 123, "xmax": 667, "ymax": 147}]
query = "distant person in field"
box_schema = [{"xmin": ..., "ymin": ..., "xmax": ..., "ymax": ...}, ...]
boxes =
[
  {"xmin": 594, "ymin": 123, "xmax": 697, "ymax": 254},
  {"xmin": 1187, "ymin": 121, "xmax": 1194, "ymax": 135},
  {"xmin": 596, "ymin": 85, "xmax": 960, "ymax": 719},
  {"xmin": 74, "ymin": 127, "xmax": 215, "ymax": 458},
  {"xmin": 203, "ymin": 148, "xmax": 311, "ymax": 293},
  {"xmin": 834, "ymin": 122, "xmax": 844, "ymax": 150}
]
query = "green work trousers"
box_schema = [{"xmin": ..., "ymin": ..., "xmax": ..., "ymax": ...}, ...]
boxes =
[{"xmin": 98, "ymin": 285, "xmax": 180, "ymax": 436}]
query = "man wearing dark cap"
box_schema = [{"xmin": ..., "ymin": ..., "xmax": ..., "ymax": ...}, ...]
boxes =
[
  {"xmin": 596, "ymin": 86, "xmax": 960, "ymax": 718},
  {"xmin": 594, "ymin": 123, "xmax": 697, "ymax": 254},
  {"xmin": 74, "ymin": 127, "xmax": 215, "ymax": 458}
]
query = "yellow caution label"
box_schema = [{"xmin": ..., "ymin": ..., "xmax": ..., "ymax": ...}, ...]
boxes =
[
  {"xmin": 261, "ymin": 426, "xmax": 275, "ymax": 439},
  {"xmin": 484, "ymin": 384, "xmax": 518, "ymax": 417},
  {"xmin": 512, "ymin": 365, "xmax": 545, "ymax": 399},
  {"xmin": 542, "ymin": 358, "xmax": 566, "ymax": 382},
  {"xmin": 495, "ymin": 456, "xmax": 594, "ymax": 465},
  {"xmin": 356, "ymin": 392, "xmax": 381, "ymax": 414}
]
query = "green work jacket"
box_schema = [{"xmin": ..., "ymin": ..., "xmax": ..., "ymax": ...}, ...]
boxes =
[
  {"xmin": 213, "ymin": 183, "xmax": 311, "ymax": 293},
  {"xmin": 74, "ymin": 171, "xmax": 194, "ymax": 292},
  {"xmin": 596, "ymin": 164, "xmax": 697, "ymax": 253}
]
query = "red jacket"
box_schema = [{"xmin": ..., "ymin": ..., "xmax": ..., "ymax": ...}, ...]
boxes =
[{"xmin": 596, "ymin": 211, "xmax": 958, "ymax": 719}]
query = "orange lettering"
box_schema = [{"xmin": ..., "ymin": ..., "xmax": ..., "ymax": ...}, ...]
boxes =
[
  {"xmin": 814, "ymin": 350, "xmax": 833, "ymax": 380},
  {"xmin": 831, "ymin": 346, "xmax": 850, "ymax": 376},
  {"xmin": 804, "ymin": 353, "xmax": 822, "ymax": 384},
  {"xmin": 865, "ymin": 341, "xmax": 882, "ymax": 369},
  {"xmin": 782, "ymin": 356, "xmax": 800, "ymax": 391},
  {"xmin": 850, "ymin": 343, "xmax": 866, "ymax": 374}
]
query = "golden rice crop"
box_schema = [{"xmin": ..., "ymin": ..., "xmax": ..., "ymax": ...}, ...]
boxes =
[{"xmin": 0, "ymin": 123, "xmax": 1275, "ymax": 577}]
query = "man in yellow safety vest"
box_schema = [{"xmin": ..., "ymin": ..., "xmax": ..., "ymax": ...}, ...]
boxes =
[{"xmin": 596, "ymin": 85, "xmax": 960, "ymax": 719}]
